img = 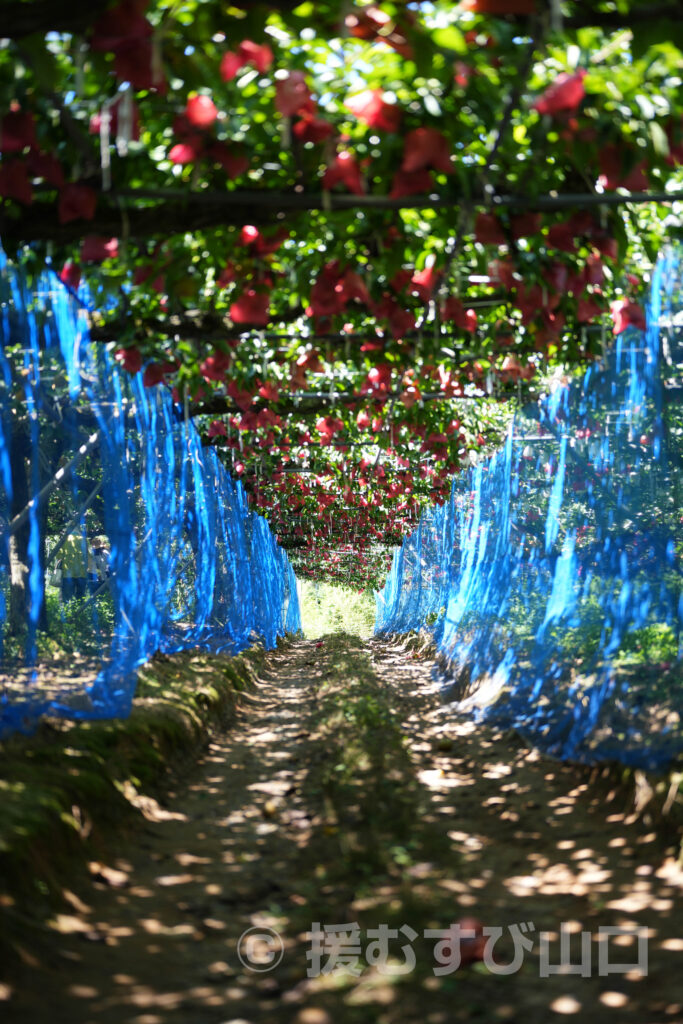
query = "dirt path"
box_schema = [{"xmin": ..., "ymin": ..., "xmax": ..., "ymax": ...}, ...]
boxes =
[{"xmin": 4, "ymin": 635, "xmax": 683, "ymax": 1024}]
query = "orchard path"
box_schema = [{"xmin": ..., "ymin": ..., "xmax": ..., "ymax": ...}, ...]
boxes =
[{"xmin": 4, "ymin": 635, "xmax": 683, "ymax": 1024}]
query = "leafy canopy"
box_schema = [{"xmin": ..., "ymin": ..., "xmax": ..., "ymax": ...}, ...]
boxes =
[{"xmin": 1, "ymin": 0, "xmax": 682, "ymax": 586}]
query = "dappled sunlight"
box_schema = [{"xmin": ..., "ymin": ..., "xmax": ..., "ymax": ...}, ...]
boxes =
[{"xmin": 2, "ymin": 635, "xmax": 682, "ymax": 1024}]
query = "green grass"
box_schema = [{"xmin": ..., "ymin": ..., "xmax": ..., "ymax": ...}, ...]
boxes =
[
  {"xmin": 299, "ymin": 581, "xmax": 377, "ymax": 638},
  {"xmin": 300, "ymin": 633, "xmax": 450, "ymax": 881}
]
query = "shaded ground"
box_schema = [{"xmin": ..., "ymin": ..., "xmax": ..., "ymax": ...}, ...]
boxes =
[{"xmin": 2, "ymin": 634, "xmax": 682, "ymax": 1023}]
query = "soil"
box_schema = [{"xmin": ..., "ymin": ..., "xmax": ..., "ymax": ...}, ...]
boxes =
[{"xmin": 2, "ymin": 635, "xmax": 682, "ymax": 1024}]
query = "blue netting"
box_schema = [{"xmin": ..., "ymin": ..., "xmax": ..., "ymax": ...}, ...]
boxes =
[
  {"xmin": 376, "ymin": 250, "xmax": 683, "ymax": 771},
  {"xmin": 0, "ymin": 249, "xmax": 300, "ymax": 735}
]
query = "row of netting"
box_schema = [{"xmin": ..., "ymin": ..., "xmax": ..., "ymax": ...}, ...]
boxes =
[
  {"xmin": 376, "ymin": 249, "xmax": 683, "ymax": 770},
  {"xmin": 0, "ymin": 248, "xmax": 301, "ymax": 736}
]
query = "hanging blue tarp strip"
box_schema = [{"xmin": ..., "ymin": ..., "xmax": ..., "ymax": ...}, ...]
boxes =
[
  {"xmin": 376, "ymin": 249, "xmax": 683, "ymax": 771},
  {"xmin": 0, "ymin": 249, "xmax": 300, "ymax": 735}
]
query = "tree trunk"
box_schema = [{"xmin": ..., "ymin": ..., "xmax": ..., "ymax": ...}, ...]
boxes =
[
  {"xmin": 37, "ymin": 494, "xmax": 49, "ymax": 633},
  {"xmin": 8, "ymin": 429, "xmax": 30, "ymax": 636}
]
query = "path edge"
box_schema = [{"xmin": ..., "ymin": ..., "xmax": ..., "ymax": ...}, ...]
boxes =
[{"xmin": 0, "ymin": 636, "xmax": 296, "ymax": 967}]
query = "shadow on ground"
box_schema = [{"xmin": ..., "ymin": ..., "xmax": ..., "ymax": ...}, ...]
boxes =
[{"xmin": 1, "ymin": 634, "xmax": 682, "ymax": 1023}]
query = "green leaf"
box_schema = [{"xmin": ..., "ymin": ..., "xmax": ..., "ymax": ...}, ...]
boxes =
[
  {"xmin": 582, "ymin": 72, "xmax": 606, "ymax": 97},
  {"xmin": 649, "ymin": 120, "xmax": 670, "ymax": 158},
  {"xmin": 432, "ymin": 26, "xmax": 467, "ymax": 55}
]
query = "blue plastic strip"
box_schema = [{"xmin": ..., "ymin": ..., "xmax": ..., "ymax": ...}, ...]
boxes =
[
  {"xmin": 376, "ymin": 249, "xmax": 683, "ymax": 770},
  {"xmin": 0, "ymin": 248, "xmax": 300, "ymax": 734}
]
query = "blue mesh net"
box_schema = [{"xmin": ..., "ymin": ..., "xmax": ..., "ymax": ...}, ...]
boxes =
[
  {"xmin": 376, "ymin": 250, "xmax": 683, "ymax": 771},
  {"xmin": 0, "ymin": 249, "xmax": 300, "ymax": 735}
]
